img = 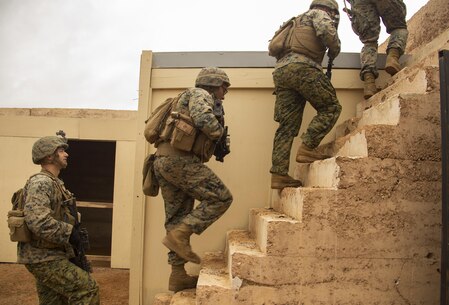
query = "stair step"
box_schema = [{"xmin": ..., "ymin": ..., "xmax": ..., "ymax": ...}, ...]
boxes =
[
  {"xmin": 169, "ymin": 290, "xmax": 196, "ymax": 305},
  {"xmin": 294, "ymin": 156, "xmax": 440, "ymax": 189},
  {"xmin": 356, "ymin": 65, "xmax": 439, "ymax": 117},
  {"xmin": 227, "ymin": 230, "xmax": 303, "ymax": 286},
  {"xmin": 196, "ymin": 252, "xmax": 235, "ymax": 305},
  {"xmin": 249, "ymin": 208, "xmax": 302, "ymax": 256}
]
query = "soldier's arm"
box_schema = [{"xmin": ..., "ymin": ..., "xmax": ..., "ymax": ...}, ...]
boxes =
[
  {"xmin": 24, "ymin": 178, "xmax": 73, "ymax": 245},
  {"xmin": 189, "ymin": 89, "xmax": 224, "ymax": 141},
  {"xmin": 313, "ymin": 10, "xmax": 341, "ymax": 59}
]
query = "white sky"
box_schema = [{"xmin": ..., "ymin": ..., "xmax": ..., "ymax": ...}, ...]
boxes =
[{"xmin": 0, "ymin": 0, "xmax": 427, "ymax": 110}]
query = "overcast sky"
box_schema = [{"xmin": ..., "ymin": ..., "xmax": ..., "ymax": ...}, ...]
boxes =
[{"xmin": 0, "ymin": 0, "xmax": 427, "ymax": 110}]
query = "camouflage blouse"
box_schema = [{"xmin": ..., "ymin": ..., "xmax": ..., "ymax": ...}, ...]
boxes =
[{"xmin": 17, "ymin": 172, "xmax": 74, "ymax": 264}]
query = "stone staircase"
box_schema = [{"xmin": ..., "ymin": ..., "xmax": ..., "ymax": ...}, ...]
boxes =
[{"xmin": 151, "ymin": 42, "xmax": 444, "ymax": 305}]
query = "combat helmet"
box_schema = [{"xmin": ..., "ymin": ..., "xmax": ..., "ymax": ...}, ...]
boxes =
[
  {"xmin": 195, "ymin": 67, "xmax": 231, "ymax": 87},
  {"xmin": 310, "ymin": 0, "xmax": 339, "ymax": 12},
  {"xmin": 32, "ymin": 130, "xmax": 68, "ymax": 164}
]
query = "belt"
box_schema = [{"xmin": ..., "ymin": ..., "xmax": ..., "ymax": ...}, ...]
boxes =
[{"xmin": 156, "ymin": 142, "xmax": 193, "ymax": 157}]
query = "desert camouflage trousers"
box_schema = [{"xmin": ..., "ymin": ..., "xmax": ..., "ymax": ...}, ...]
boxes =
[
  {"xmin": 349, "ymin": 0, "xmax": 408, "ymax": 79},
  {"xmin": 271, "ymin": 63, "xmax": 341, "ymax": 175},
  {"xmin": 25, "ymin": 259, "xmax": 99, "ymax": 305},
  {"xmin": 153, "ymin": 155, "xmax": 233, "ymax": 265}
]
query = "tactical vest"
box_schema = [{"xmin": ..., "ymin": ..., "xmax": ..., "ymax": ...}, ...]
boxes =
[
  {"xmin": 158, "ymin": 90, "xmax": 216, "ymax": 162},
  {"xmin": 28, "ymin": 172, "xmax": 76, "ymax": 249},
  {"xmin": 290, "ymin": 23, "xmax": 327, "ymax": 65}
]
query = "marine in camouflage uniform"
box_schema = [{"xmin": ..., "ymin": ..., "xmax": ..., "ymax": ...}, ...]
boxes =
[
  {"xmin": 18, "ymin": 134, "xmax": 99, "ymax": 305},
  {"xmin": 270, "ymin": 0, "xmax": 342, "ymax": 189},
  {"xmin": 346, "ymin": 0, "xmax": 408, "ymax": 98},
  {"xmin": 153, "ymin": 67, "xmax": 233, "ymax": 292}
]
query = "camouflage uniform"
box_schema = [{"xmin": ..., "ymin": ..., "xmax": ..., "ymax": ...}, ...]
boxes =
[
  {"xmin": 348, "ymin": 0, "xmax": 408, "ymax": 79},
  {"xmin": 271, "ymin": 8, "xmax": 342, "ymax": 175},
  {"xmin": 18, "ymin": 172, "xmax": 99, "ymax": 304},
  {"xmin": 154, "ymin": 87, "xmax": 233, "ymax": 265}
]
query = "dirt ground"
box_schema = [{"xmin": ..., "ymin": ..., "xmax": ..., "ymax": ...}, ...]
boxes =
[{"xmin": 0, "ymin": 262, "xmax": 129, "ymax": 305}]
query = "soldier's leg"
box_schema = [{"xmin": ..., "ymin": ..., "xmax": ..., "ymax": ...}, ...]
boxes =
[
  {"xmin": 181, "ymin": 161, "xmax": 233, "ymax": 234},
  {"xmin": 154, "ymin": 155, "xmax": 195, "ymax": 265},
  {"xmin": 156, "ymin": 155, "xmax": 232, "ymax": 234},
  {"xmin": 377, "ymin": 0, "xmax": 408, "ymax": 75},
  {"xmin": 26, "ymin": 260, "xmax": 99, "ymax": 305},
  {"xmin": 155, "ymin": 155, "xmax": 232, "ymax": 263},
  {"xmin": 350, "ymin": 0, "xmax": 381, "ymax": 79},
  {"xmin": 297, "ymin": 67, "xmax": 341, "ymax": 149},
  {"xmin": 270, "ymin": 65, "xmax": 306, "ymax": 175},
  {"xmin": 35, "ymin": 280, "xmax": 67, "ymax": 305}
]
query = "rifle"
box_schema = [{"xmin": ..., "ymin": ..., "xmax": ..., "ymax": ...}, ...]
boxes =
[
  {"xmin": 342, "ymin": 0, "xmax": 353, "ymax": 21},
  {"xmin": 64, "ymin": 198, "xmax": 92, "ymax": 273},
  {"xmin": 213, "ymin": 99, "xmax": 230, "ymax": 162},
  {"xmin": 326, "ymin": 58, "xmax": 334, "ymax": 80}
]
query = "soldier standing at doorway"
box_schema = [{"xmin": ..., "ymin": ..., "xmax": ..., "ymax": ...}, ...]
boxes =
[{"xmin": 18, "ymin": 133, "xmax": 100, "ymax": 304}]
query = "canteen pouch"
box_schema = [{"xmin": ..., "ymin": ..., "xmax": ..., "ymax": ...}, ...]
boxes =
[{"xmin": 7, "ymin": 210, "xmax": 31, "ymax": 242}]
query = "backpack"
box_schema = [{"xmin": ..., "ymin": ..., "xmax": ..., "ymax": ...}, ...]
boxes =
[
  {"xmin": 7, "ymin": 173, "xmax": 42, "ymax": 242},
  {"xmin": 268, "ymin": 16, "xmax": 298, "ymax": 60},
  {"xmin": 144, "ymin": 94, "xmax": 182, "ymax": 144}
]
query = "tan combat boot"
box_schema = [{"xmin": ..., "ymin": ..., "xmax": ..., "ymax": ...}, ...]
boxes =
[
  {"xmin": 168, "ymin": 264, "xmax": 198, "ymax": 292},
  {"xmin": 162, "ymin": 223, "xmax": 201, "ymax": 264},
  {"xmin": 385, "ymin": 48, "xmax": 401, "ymax": 76},
  {"xmin": 296, "ymin": 143, "xmax": 331, "ymax": 163},
  {"xmin": 363, "ymin": 72, "xmax": 377, "ymax": 100},
  {"xmin": 271, "ymin": 173, "xmax": 302, "ymax": 189}
]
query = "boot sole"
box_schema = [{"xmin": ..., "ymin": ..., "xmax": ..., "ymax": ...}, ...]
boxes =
[{"xmin": 162, "ymin": 236, "xmax": 201, "ymax": 264}]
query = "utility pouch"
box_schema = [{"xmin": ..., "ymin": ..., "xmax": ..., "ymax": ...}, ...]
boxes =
[
  {"xmin": 7, "ymin": 210, "xmax": 31, "ymax": 242},
  {"xmin": 142, "ymin": 154, "xmax": 159, "ymax": 197},
  {"xmin": 170, "ymin": 113, "xmax": 197, "ymax": 152}
]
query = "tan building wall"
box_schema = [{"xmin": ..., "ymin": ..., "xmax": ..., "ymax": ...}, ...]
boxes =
[
  {"xmin": 0, "ymin": 109, "xmax": 137, "ymax": 269},
  {"xmin": 129, "ymin": 51, "xmax": 390, "ymax": 303}
]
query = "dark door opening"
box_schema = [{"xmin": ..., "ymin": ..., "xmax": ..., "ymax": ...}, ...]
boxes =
[{"xmin": 59, "ymin": 139, "xmax": 116, "ymax": 257}]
